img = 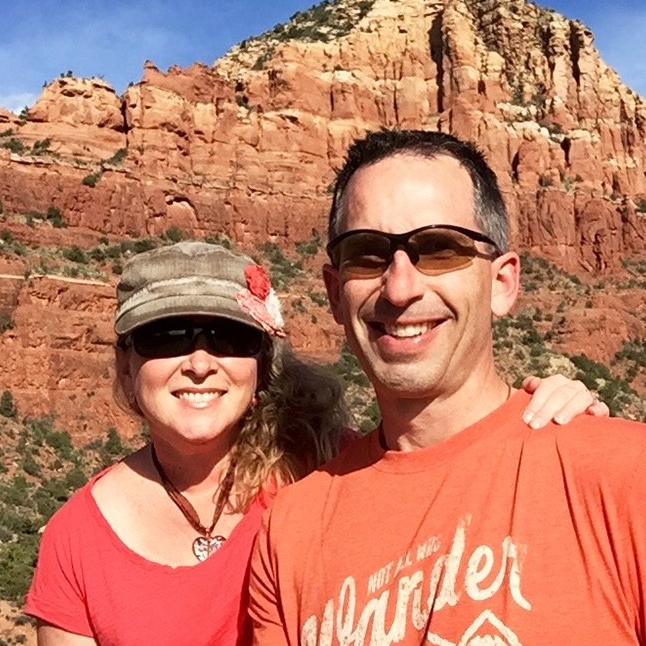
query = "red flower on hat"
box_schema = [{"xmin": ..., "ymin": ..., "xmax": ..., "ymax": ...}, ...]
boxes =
[
  {"xmin": 235, "ymin": 263, "xmax": 286, "ymax": 337},
  {"xmin": 245, "ymin": 265, "xmax": 271, "ymax": 300}
]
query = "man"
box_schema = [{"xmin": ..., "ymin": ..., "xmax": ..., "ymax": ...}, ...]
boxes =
[{"xmin": 249, "ymin": 129, "xmax": 646, "ymax": 644}]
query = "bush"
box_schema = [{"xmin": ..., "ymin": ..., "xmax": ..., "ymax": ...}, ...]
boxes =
[
  {"xmin": 252, "ymin": 51, "xmax": 273, "ymax": 71},
  {"xmin": 64, "ymin": 465, "xmax": 87, "ymax": 490},
  {"xmin": 82, "ymin": 173, "xmax": 101, "ymax": 187},
  {"xmin": 309, "ymin": 291, "xmax": 328, "ymax": 307},
  {"xmin": 88, "ymin": 247, "xmax": 106, "ymax": 262},
  {"xmin": 104, "ymin": 148, "xmax": 127, "ymax": 166},
  {"xmin": 133, "ymin": 238, "xmax": 158, "ymax": 254},
  {"xmin": 46, "ymin": 206, "xmax": 66, "ymax": 228},
  {"xmin": 119, "ymin": 240, "xmax": 136, "ymax": 254},
  {"xmin": 104, "ymin": 245, "xmax": 122, "ymax": 259},
  {"xmin": 569, "ymin": 353, "xmax": 635, "ymax": 416},
  {"xmin": 0, "ymin": 537, "xmax": 40, "ymax": 603},
  {"xmin": 332, "ymin": 344, "xmax": 369, "ymax": 388},
  {"xmin": 99, "ymin": 427, "xmax": 126, "ymax": 465},
  {"xmin": 204, "ymin": 234, "xmax": 231, "ymax": 249},
  {"xmin": 570, "ymin": 354, "xmax": 612, "ymax": 383},
  {"xmin": 359, "ymin": 400, "xmax": 381, "ymax": 432},
  {"xmin": 1, "ymin": 138, "xmax": 26, "ymax": 154},
  {"xmin": 62, "ymin": 246, "xmax": 88, "ymax": 264},
  {"xmin": 268, "ymin": 0, "xmax": 373, "ymax": 43},
  {"xmin": 0, "ymin": 314, "xmax": 14, "ymax": 334},
  {"xmin": 295, "ymin": 233, "xmax": 322, "ymax": 256},
  {"xmin": 0, "ymin": 475, "xmax": 29, "ymax": 507},
  {"xmin": 615, "ymin": 339, "xmax": 646, "ymax": 365},
  {"xmin": 32, "ymin": 138, "xmax": 51, "ymax": 154},
  {"xmin": 0, "ymin": 391, "xmax": 17, "ymax": 418},
  {"xmin": 0, "ymin": 230, "xmax": 18, "ymax": 253},
  {"xmin": 163, "ymin": 226, "xmax": 184, "ymax": 243},
  {"xmin": 0, "ymin": 414, "xmax": 138, "ymax": 604},
  {"xmin": 44, "ymin": 429, "xmax": 74, "ymax": 460},
  {"xmin": 258, "ymin": 241, "xmax": 303, "ymax": 289},
  {"xmin": 22, "ymin": 451, "xmax": 41, "ymax": 477}
]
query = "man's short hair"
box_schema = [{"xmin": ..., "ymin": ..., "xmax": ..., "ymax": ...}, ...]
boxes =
[{"xmin": 328, "ymin": 129, "xmax": 509, "ymax": 253}]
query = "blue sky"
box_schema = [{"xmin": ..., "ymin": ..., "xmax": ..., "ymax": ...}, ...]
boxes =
[{"xmin": 1, "ymin": 0, "xmax": 644, "ymax": 113}]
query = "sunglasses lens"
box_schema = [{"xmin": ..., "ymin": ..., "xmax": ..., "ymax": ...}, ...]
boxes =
[
  {"xmin": 413, "ymin": 229, "xmax": 478, "ymax": 275},
  {"xmin": 132, "ymin": 323, "xmax": 192, "ymax": 358},
  {"xmin": 208, "ymin": 320, "xmax": 264, "ymax": 357},
  {"xmin": 130, "ymin": 318, "xmax": 264, "ymax": 359},
  {"xmin": 334, "ymin": 233, "xmax": 392, "ymax": 278}
]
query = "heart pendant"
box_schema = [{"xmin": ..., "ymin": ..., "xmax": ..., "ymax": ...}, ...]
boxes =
[{"xmin": 192, "ymin": 535, "xmax": 226, "ymax": 561}]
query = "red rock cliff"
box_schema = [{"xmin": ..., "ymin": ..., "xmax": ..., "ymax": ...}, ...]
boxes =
[{"xmin": 1, "ymin": 0, "xmax": 644, "ymax": 265}]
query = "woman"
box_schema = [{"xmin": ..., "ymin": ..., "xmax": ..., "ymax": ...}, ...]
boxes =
[{"xmin": 25, "ymin": 241, "xmax": 606, "ymax": 645}]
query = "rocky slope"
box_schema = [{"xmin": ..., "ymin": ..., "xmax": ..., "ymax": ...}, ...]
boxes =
[{"xmin": 0, "ymin": 0, "xmax": 644, "ymax": 438}]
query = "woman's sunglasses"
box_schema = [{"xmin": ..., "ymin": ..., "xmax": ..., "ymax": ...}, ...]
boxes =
[
  {"xmin": 326, "ymin": 224, "xmax": 501, "ymax": 279},
  {"xmin": 124, "ymin": 317, "xmax": 265, "ymax": 359}
]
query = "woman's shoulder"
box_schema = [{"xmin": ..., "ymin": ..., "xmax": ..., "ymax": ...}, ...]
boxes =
[
  {"xmin": 45, "ymin": 449, "xmax": 145, "ymax": 537},
  {"xmin": 40, "ymin": 462, "xmax": 119, "ymax": 542},
  {"xmin": 90, "ymin": 448, "xmax": 145, "ymax": 502},
  {"xmin": 89, "ymin": 447, "xmax": 156, "ymax": 536}
]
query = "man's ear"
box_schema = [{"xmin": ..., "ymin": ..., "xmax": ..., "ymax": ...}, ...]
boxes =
[
  {"xmin": 322, "ymin": 263, "xmax": 344, "ymax": 324},
  {"xmin": 491, "ymin": 251, "xmax": 520, "ymax": 317}
]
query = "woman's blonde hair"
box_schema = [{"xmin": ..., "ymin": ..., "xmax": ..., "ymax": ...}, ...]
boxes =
[{"xmin": 113, "ymin": 335, "xmax": 349, "ymax": 512}]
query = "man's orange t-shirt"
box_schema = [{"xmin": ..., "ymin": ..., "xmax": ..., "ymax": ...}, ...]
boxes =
[{"xmin": 250, "ymin": 391, "xmax": 646, "ymax": 645}]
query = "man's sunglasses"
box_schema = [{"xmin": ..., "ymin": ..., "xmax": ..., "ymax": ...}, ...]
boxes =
[
  {"xmin": 124, "ymin": 317, "xmax": 265, "ymax": 359},
  {"xmin": 326, "ymin": 224, "xmax": 501, "ymax": 279}
]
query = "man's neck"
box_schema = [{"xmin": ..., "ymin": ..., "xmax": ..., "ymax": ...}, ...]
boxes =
[{"xmin": 377, "ymin": 375, "xmax": 513, "ymax": 452}]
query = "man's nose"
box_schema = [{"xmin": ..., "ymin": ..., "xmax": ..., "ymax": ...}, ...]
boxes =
[{"xmin": 380, "ymin": 248, "xmax": 426, "ymax": 306}]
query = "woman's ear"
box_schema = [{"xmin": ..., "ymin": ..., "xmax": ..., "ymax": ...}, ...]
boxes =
[
  {"xmin": 491, "ymin": 251, "xmax": 520, "ymax": 318},
  {"xmin": 115, "ymin": 344, "xmax": 134, "ymax": 400}
]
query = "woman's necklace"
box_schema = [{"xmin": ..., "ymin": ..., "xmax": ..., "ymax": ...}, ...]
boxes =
[{"xmin": 150, "ymin": 445, "xmax": 236, "ymax": 562}]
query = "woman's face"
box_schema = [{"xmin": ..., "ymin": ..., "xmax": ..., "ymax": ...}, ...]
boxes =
[{"xmin": 118, "ymin": 317, "xmax": 261, "ymax": 453}]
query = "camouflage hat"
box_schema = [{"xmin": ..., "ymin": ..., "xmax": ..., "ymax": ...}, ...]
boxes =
[{"xmin": 114, "ymin": 241, "xmax": 285, "ymax": 337}]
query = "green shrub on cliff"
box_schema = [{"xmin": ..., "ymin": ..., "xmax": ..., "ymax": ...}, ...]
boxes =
[
  {"xmin": 0, "ymin": 391, "xmax": 17, "ymax": 418},
  {"xmin": 0, "ymin": 415, "xmax": 138, "ymax": 604}
]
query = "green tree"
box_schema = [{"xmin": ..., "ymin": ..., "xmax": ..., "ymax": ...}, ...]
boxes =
[{"xmin": 0, "ymin": 391, "xmax": 17, "ymax": 418}]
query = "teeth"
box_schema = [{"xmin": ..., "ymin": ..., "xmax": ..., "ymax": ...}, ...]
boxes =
[
  {"xmin": 177, "ymin": 391, "xmax": 221, "ymax": 404},
  {"xmin": 384, "ymin": 322, "xmax": 431, "ymax": 338}
]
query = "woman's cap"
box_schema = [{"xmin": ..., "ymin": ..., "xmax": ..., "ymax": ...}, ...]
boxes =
[{"xmin": 114, "ymin": 241, "xmax": 285, "ymax": 337}]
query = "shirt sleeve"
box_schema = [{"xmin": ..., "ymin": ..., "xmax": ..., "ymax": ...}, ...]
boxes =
[
  {"xmin": 248, "ymin": 508, "xmax": 290, "ymax": 645},
  {"xmin": 24, "ymin": 500, "xmax": 93, "ymax": 637}
]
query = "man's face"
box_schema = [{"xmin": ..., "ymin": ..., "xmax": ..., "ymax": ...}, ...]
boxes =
[{"xmin": 324, "ymin": 153, "xmax": 510, "ymax": 402}]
